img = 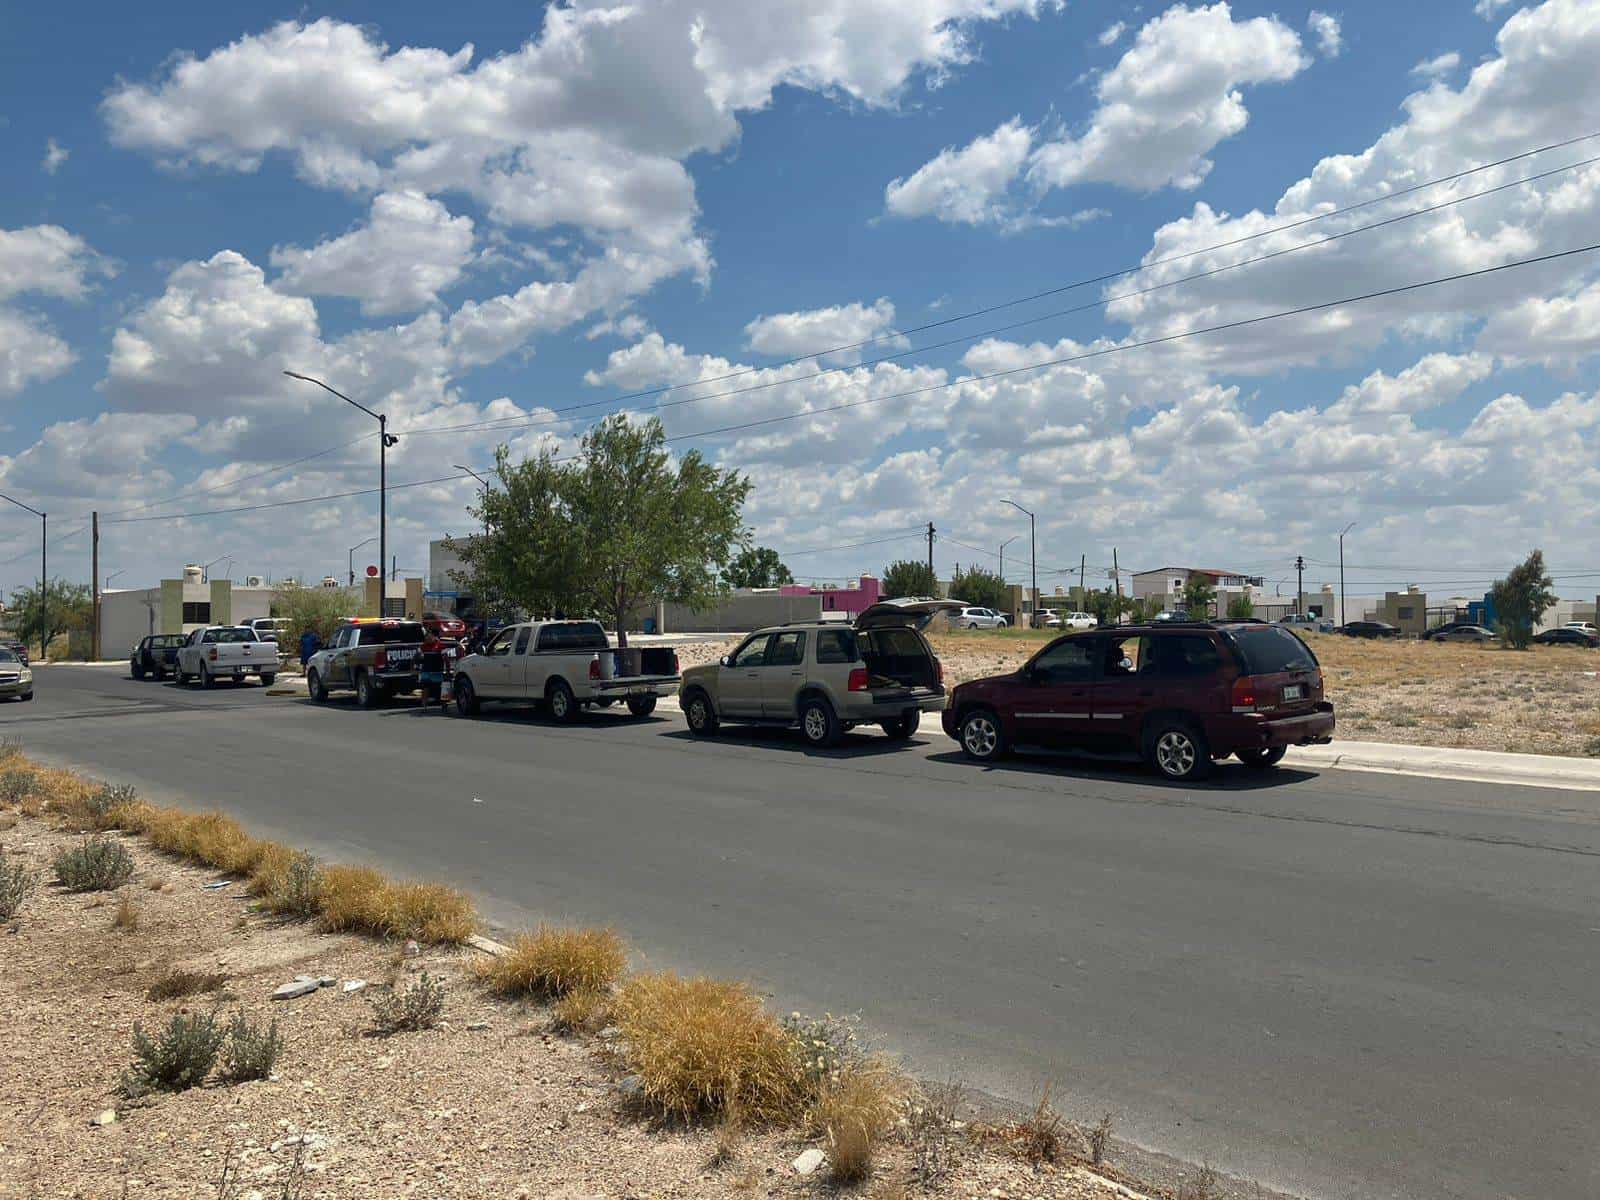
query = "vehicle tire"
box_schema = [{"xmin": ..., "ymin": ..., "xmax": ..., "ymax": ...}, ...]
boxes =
[
  {"xmin": 1146, "ymin": 720, "xmax": 1213, "ymax": 782},
  {"xmin": 799, "ymin": 696, "xmax": 842, "ymax": 748},
  {"xmin": 683, "ymin": 689, "xmax": 719, "ymax": 736},
  {"xmin": 199, "ymin": 662, "xmax": 214, "ymax": 689},
  {"xmin": 881, "ymin": 711, "xmax": 920, "ymax": 740},
  {"xmin": 1237, "ymin": 746, "xmax": 1287, "ymax": 769},
  {"xmin": 626, "ymin": 695, "xmax": 657, "ymax": 718},
  {"xmin": 174, "ymin": 666, "xmax": 189, "ymax": 686},
  {"xmin": 454, "ymin": 675, "xmax": 479, "ymax": 718},
  {"xmin": 967, "ymin": 622, "xmax": 979, "ymax": 630},
  {"xmin": 307, "ymin": 669, "xmax": 328, "ymax": 704},
  {"xmin": 260, "ymin": 673, "xmax": 276, "ymax": 687},
  {"xmin": 547, "ymin": 678, "xmax": 579, "ymax": 723},
  {"xmin": 958, "ymin": 708, "xmax": 1006, "ymax": 761},
  {"xmin": 131, "ymin": 662, "xmax": 145, "ymax": 680},
  {"xmin": 355, "ymin": 670, "xmax": 380, "ymax": 709}
]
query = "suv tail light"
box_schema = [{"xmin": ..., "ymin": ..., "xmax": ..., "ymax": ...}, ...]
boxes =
[
  {"xmin": 374, "ymin": 648, "xmax": 388, "ymax": 669},
  {"xmin": 935, "ymin": 657, "xmax": 944, "ymax": 685},
  {"xmin": 847, "ymin": 667, "xmax": 869, "ymax": 692},
  {"xmin": 1231, "ymin": 676, "xmax": 1257, "ymax": 713},
  {"xmin": 207, "ymin": 647, "xmax": 217, "ymax": 661},
  {"xmin": 588, "ymin": 658, "xmax": 601, "ymax": 680},
  {"xmin": 671, "ymin": 651, "xmax": 679, "ymax": 675}
]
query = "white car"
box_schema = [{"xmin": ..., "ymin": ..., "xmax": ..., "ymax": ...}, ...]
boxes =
[
  {"xmin": 955, "ymin": 606, "xmax": 1009, "ymax": 630},
  {"xmin": 1564, "ymin": 622, "xmax": 1597, "ymax": 634},
  {"xmin": 1060, "ymin": 611, "xmax": 1096, "ymax": 631}
]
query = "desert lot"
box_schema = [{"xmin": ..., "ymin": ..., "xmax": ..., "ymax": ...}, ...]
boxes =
[{"xmin": 674, "ymin": 628, "xmax": 1600, "ymax": 758}]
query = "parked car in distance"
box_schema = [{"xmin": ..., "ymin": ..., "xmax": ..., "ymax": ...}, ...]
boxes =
[
  {"xmin": 945, "ymin": 621, "xmax": 1334, "ymax": 781},
  {"xmin": 681, "ymin": 599, "xmax": 956, "ymax": 747},
  {"xmin": 1563, "ymin": 621, "xmax": 1597, "ymax": 634},
  {"xmin": 1058, "ymin": 611, "xmax": 1096, "ymax": 631},
  {"xmin": 247, "ymin": 617, "xmax": 290, "ymax": 644},
  {"xmin": 1433, "ymin": 624, "xmax": 1497, "ymax": 644},
  {"xmin": 1151, "ymin": 609, "xmax": 1191, "ymax": 623},
  {"xmin": 1342, "ymin": 620, "xmax": 1400, "ymax": 638},
  {"xmin": 174, "ymin": 626, "xmax": 279, "ymax": 688},
  {"xmin": 1533, "ymin": 627, "xmax": 1600, "ymax": 647},
  {"xmin": 956, "ymin": 606, "xmax": 1009, "ymax": 630},
  {"xmin": 453, "ymin": 620, "xmax": 680, "ymax": 721},
  {"xmin": 0, "ymin": 645, "xmax": 33, "ymax": 702},
  {"xmin": 1424, "ymin": 619, "xmax": 1480, "ymax": 641},
  {"xmin": 1279, "ymin": 613, "xmax": 1333, "ymax": 632},
  {"xmin": 130, "ymin": 633, "xmax": 187, "ymax": 680},
  {"xmin": 306, "ymin": 619, "xmax": 428, "ymax": 707},
  {"xmin": 1037, "ymin": 608, "xmax": 1062, "ymax": 629},
  {"xmin": 3, "ymin": 639, "xmax": 29, "ymax": 666},
  {"xmin": 421, "ymin": 611, "xmax": 468, "ymax": 643}
]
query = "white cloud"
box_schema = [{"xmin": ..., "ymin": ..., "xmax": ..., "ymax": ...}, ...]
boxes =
[
  {"xmin": 884, "ymin": 117, "xmax": 1036, "ymax": 225},
  {"xmin": 1324, "ymin": 352, "xmax": 1493, "ymax": 418},
  {"xmin": 1475, "ymin": 0, "xmax": 1513, "ymax": 17},
  {"xmin": 1410, "ymin": 51, "xmax": 1461, "ymax": 80},
  {"xmin": 271, "ymin": 191, "xmax": 475, "ymax": 315},
  {"xmin": 1476, "ymin": 279, "xmax": 1600, "ymax": 366},
  {"xmin": 744, "ymin": 298, "xmax": 904, "ymax": 363},
  {"xmin": 41, "ymin": 138, "xmax": 68, "ymax": 175},
  {"xmin": 1306, "ymin": 11, "xmax": 1342, "ymax": 58},
  {"xmin": 1097, "ymin": 21, "xmax": 1126, "ymax": 46},
  {"xmin": 0, "ymin": 309, "xmax": 75, "ymax": 399},
  {"xmin": 1026, "ymin": 3, "xmax": 1310, "ymax": 192},
  {"xmin": 0, "ymin": 225, "xmax": 111, "ymax": 302}
]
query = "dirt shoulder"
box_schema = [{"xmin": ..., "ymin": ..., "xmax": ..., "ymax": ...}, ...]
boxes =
[
  {"xmin": 0, "ymin": 808, "xmax": 1168, "ymax": 1200},
  {"xmin": 925, "ymin": 628, "xmax": 1600, "ymax": 759}
]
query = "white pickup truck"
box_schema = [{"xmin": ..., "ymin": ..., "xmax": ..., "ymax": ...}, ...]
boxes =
[
  {"xmin": 174, "ymin": 626, "xmax": 279, "ymax": 688},
  {"xmin": 452, "ymin": 620, "xmax": 679, "ymax": 721}
]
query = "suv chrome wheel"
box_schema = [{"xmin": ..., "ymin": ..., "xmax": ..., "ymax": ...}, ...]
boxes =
[
  {"xmin": 799, "ymin": 697, "xmax": 841, "ymax": 747},
  {"xmin": 685, "ymin": 692, "xmax": 718, "ymax": 735},
  {"xmin": 1150, "ymin": 724, "xmax": 1211, "ymax": 781},
  {"xmin": 960, "ymin": 710, "xmax": 1003, "ymax": 760}
]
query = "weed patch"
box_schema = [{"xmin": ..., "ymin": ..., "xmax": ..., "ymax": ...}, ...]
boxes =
[
  {"xmin": 0, "ymin": 846, "xmax": 34, "ymax": 919},
  {"xmin": 53, "ymin": 835, "xmax": 134, "ymax": 892},
  {"xmin": 811, "ymin": 1059, "xmax": 905, "ymax": 1182},
  {"xmin": 0, "ymin": 763, "xmax": 38, "ymax": 806},
  {"xmin": 370, "ymin": 971, "xmax": 445, "ymax": 1035},
  {"xmin": 248, "ymin": 846, "xmax": 322, "ymax": 917},
  {"xmin": 550, "ymin": 987, "xmax": 612, "ymax": 1035},
  {"xmin": 147, "ymin": 969, "xmax": 227, "ymax": 1002},
  {"xmin": 112, "ymin": 891, "xmax": 141, "ymax": 932},
  {"xmin": 218, "ymin": 1013, "xmax": 282, "ymax": 1083},
  {"xmin": 908, "ymin": 1078, "xmax": 964, "ymax": 1186}
]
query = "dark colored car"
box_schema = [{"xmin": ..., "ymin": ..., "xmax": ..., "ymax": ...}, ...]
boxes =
[
  {"xmin": 1424, "ymin": 619, "xmax": 1480, "ymax": 641},
  {"xmin": 1342, "ymin": 620, "xmax": 1400, "ymax": 638},
  {"xmin": 1432, "ymin": 624, "xmax": 1497, "ymax": 644},
  {"xmin": 1532, "ymin": 627, "xmax": 1600, "ymax": 647},
  {"xmin": 942, "ymin": 622, "xmax": 1335, "ymax": 782},
  {"xmin": 421, "ymin": 611, "xmax": 467, "ymax": 643},
  {"xmin": 130, "ymin": 633, "xmax": 188, "ymax": 680}
]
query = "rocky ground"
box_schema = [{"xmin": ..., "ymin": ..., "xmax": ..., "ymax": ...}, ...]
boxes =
[{"xmin": 0, "ymin": 812, "xmax": 1164, "ymax": 1200}]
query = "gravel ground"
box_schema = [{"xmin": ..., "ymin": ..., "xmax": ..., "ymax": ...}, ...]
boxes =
[{"xmin": 0, "ymin": 813, "xmax": 1157, "ymax": 1200}]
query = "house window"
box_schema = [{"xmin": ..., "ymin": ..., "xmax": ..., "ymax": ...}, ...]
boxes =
[
  {"xmin": 1397, "ymin": 606, "xmax": 1415, "ymax": 620},
  {"xmin": 181, "ymin": 602, "xmax": 211, "ymax": 624}
]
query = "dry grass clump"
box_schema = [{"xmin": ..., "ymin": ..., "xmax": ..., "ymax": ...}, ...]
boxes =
[
  {"xmin": 811, "ymin": 1059, "xmax": 906, "ymax": 1182},
  {"xmin": 475, "ymin": 924, "xmax": 625, "ymax": 1000},
  {"xmin": 974, "ymin": 1084, "xmax": 1068, "ymax": 1165},
  {"xmin": 612, "ymin": 972, "xmax": 806, "ymax": 1123},
  {"xmin": 318, "ymin": 866, "xmax": 475, "ymax": 943},
  {"xmin": 112, "ymin": 891, "xmax": 141, "ymax": 932},
  {"xmin": 550, "ymin": 987, "xmax": 612, "ymax": 1035},
  {"xmin": 146, "ymin": 968, "xmax": 227, "ymax": 1001},
  {"xmin": 0, "ymin": 846, "xmax": 34, "ymax": 919},
  {"xmin": 131, "ymin": 808, "xmax": 265, "ymax": 875}
]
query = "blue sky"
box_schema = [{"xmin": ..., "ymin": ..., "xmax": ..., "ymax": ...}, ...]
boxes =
[{"xmin": 3, "ymin": 0, "xmax": 1599, "ymax": 602}]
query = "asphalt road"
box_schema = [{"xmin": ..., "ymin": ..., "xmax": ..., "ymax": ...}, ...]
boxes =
[{"xmin": 6, "ymin": 665, "xmax": 1598, "ymax": 1200}]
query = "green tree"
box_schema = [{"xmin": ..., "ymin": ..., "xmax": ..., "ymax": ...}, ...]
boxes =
[
  {"xmin": 272, "ymin": 583, "xmax": 360, "ymax": 645},
  {"xmin": 1129, "ymin": 596, "xmax": 1163, "ymax": 624},
  {"xmin": 7, "ymin": 579, "xmax": 91, "ymax": 658},
  {"xmin": 721, "ymin": 546, "xmax": 795, "ymax": 589},
  {"xmin": 947, "ymin": 564, "xmax": 1009, "ymax": 612},
  {"xmin": 881, "ymin": 559, "xmax": 938, "ymax": 599},
  {"xmin": 1085, "ymin": 586, "xmax": 1128, "ymax": 627},
  {"xmin": 1226, "ymin": 592, "xmax": 1256, "ymax": 620},
  {"xmin": 1182, "ymin": 574, "xmax": 1217, "ymax": 619},
  {"xmin": 455, "ymin": 416, "xmax": 751, "ymax": 647},
  {"xmin": 1490, "ymin": 549, "xmax": 1557, "ymax": 650}
]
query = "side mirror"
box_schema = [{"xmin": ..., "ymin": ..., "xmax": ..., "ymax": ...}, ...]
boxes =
[
  {"xmin": 1119, "ymin": 657, "xmax": 1134, "ymax": 673},
  {"xmin": 719, "ymin": 655, "xmax": 730, "ymax": 667}
]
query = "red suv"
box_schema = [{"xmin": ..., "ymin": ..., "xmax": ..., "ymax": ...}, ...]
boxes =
[{"xmin": 942, "ymin": 621, "xmax": 1334, "ymax": 781}]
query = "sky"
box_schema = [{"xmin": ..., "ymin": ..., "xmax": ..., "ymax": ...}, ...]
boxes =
[{"xmin": 3, "ymin": 0, "xmax": 1600, "ymax": 605}]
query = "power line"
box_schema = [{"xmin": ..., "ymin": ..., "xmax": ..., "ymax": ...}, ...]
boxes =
[
  {"xmin": 97, "ymin": 435, "xmax": 372, "ymax": 519},
  {"xmin": 400, "ymin": 148, "xmax": 1600, "ymax": 443},
  {"xmin": 86, "ymin": 240, "xmax": 1600, "ymax": 528}
]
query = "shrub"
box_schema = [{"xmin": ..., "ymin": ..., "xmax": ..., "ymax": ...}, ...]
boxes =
[
  {"xmin": 249, "ymin": 846, "xmax": 323, "ymax": 918},
  {"xmin": 908, "ymin": 1078, "xmax": 964, "ymax": 1186},
  {"xmin": 146, "ymin": 969, "xmax": 227, "ymax": 1001},
  {"xmin": 53, "ymin": 835, "xmax": 135, "ymax": 892},
  {"xmin": 0, "ymin": 738, "xmax": 21, "ymax": 764},
  {"xmin": 1088, "ymin": 1111, "xmax": 1114, "ymax": 1166},
  {"xmin": 218, "ymin": 1013, "xmax": 282, "ymax": 1083},
  {"xmin": 612, "ymin": 972, "xmax": 805, "ymax": 1123},
  {"xmin": 0, "ymin": 847, "xmax": 34, "ymax": 920},
  {"xmin": 550, "ymin": 987, "xmax": 611, "ymax": 1035},
  {"xmin": 85, "ymin": 784, "xmax": 140, "ymax": 831},
  {"xmin": 0, "ymin": 764, "xmax": 38, "ymax": 806},
  {"xmin": 112, "ymin": 891, "xmax": 141, "ymax": 932},
  {"xmin": 123, "ymin": 1012, "xmax": 226, "ymax": 1096},
  {"xmin": 811, "ymin": 1059, "xmax": 905, "ymax": 1182},
  {"xmin": 370, "ymin": 971, "xmax": 445, "ymax": 1035},
  {"xmin": 475, "ymin": 925, "xmax": 625, "ymax": 1000},
  {"xmin": 783, "ymin": 1011, "xmax": 864, "ymax": 1091}
]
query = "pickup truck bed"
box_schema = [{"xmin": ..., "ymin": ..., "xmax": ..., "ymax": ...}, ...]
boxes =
[{"xmin": 453, "ymin": 621, "xmax": 680, "ymax": 723}]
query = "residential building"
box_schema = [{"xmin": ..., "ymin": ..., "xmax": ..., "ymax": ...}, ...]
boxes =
[
  {"xmin": 99, "ymin": 564, "xmax": 273, "ymax": 656},
  {"xmin": 1132, "ymin": 566, "xmax": 1268, "ymax": 616}
]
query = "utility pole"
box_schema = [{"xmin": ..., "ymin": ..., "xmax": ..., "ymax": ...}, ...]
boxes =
[
  {"xmin": 1, "ymin": 493, "xmax": 46, "ymax": 654},
  {"xmin": 1112, "ymin": 547, "xmax": 1122, "ymax": 623},
  {"xmin": 91, "ymin": 512, "xmax": 100, "ymax": 661},
  {"xmin": 926, "ymin": 522, "xmax": 936, "ymax": 592},
  {"xmin": 1338, "ymin": 523, "xmax": 1355, "ymax": 628},
  {"xmin": 1001, "ymin": 499, "xmax": 1035, "ymax": 627},
  {"xmin": 999, "ymin": 536, "xmax": 1017, "ymax": 585},
  {"xmin": 1295, "ymin": 555, "xmax": 1305, "ymax": 616},
  {"xmin": 1079, "ymin": 553, "xmax": 1086, "ymax": 606}
]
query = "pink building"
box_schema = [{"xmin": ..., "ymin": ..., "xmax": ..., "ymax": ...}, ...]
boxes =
[{"xmin": 778, "ymin": 574, "xmax": 881, "ymax": 617}]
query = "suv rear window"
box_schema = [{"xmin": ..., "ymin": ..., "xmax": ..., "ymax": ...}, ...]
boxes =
[
  {"xmin": 816, "ymin": 629, "xmax": 858, "ymax": 664},
  {"xmin": 1230, "ymin": 626, "xmax": 1317, "ymax": 674}
]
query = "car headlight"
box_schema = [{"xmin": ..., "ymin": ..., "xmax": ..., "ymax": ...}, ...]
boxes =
[{"xmin": 19, "ymin": 669, "xmax": 32, "ymax": 682}]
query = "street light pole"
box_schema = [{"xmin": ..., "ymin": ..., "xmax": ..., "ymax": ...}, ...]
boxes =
[
  {"xmin": 284, "ymin": 371, "xmax": 398, "ymax": 615},
  {"xmin": 453, "ymin": 465, "xmax": 491, "ymax": 542},
  {"xmin": 105, "ymin": 570, "xmax": 126, "ymax": 590},
  {"xmin": 1339, "ymin": 522, "xmax": 1356, "ymax": 627},
  {"xmin": 998, "ymin": 535, "xmax": 1018, "ymax": 584},
  {"xmin": 348, "ymin": 537, "xmax": 378, "ymax": 587},
  {"xmin": 1001, "ymin": 499, "xmax": 1036, "ymax": 628},
  {"xmin": 1, "ymin": 492, "xmax": 46, "ymax": 651}
]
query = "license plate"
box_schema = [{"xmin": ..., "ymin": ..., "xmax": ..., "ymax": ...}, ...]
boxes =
[{"xmin": 1283, "ymin": 684, "xmax": 1303, "ymax": 701}]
